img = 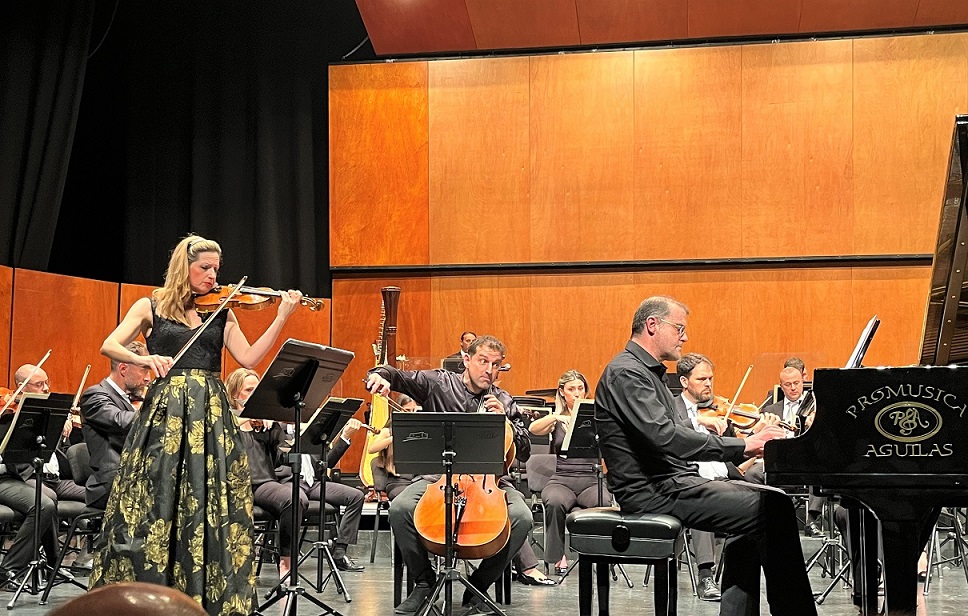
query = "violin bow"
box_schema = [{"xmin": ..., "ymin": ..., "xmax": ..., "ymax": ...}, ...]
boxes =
[
  {"xmin": 171, "ymin": 276, "xmax": 247, "ymax": 369},
  {"xmin": 722, "ymin": 364, "xmax": 754, "ymax": 425},
  {"xmin": 0, "ymin": 349, "xmax": 52, "ymax": 415},
  {"xmin": 70, "ymin": 365, "xmax": 91, "ymax": 412}
]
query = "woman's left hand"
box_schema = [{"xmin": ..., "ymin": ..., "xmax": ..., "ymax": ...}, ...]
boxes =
[{"xmin": 277, "ymin": 290, "xmax": 302, "ymax": 320}]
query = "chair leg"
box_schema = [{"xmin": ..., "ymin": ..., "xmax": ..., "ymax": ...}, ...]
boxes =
[
  {"xmin": 681, "ymin": 530, "xmax": 699, "ymax": 596},
  {"xmin": 579, "ymin": 559, "xmax": 592, "ymax": 616},
  {"xmin": 653, "ymin": 558, "xmax": 677, "ymax": 616},
  {"xmin": 596, "ymin": 562, "xmax": 610, "ymax": 615},
  {"xmin": 370, "ymin": 505, "xmax": 381, "ymax": 563},
  {"xmin": 40, "ymin": 515, "xmax": 90, "ymax": 605}
]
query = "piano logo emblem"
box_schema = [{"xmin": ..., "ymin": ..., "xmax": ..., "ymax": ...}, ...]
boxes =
[{"xmin": 874, "ymin": 402, "xmax": 942, "ymax": 443}]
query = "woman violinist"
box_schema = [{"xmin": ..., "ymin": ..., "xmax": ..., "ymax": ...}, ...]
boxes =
[
  {"xmin": 528, "ymin": 369, "xmax": 608, "ymax": 576},
  {"xmin": 90, "ymin": 235, "xmax": 302, "ymax": 616}
]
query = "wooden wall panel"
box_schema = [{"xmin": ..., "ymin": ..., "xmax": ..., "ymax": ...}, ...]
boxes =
[
  {"xmin": 329, "ymin": 63, "xmax": 430, "ymax": 267},
  {"xmin": 852, "ymin": 34, "xmax": 968, "ymax": 255},
  {"xmin": 0, "ymin": 266, "xmax": 11, "ymax": 387},
  {"xmin": 529, "ymin": 52, "xmax": 635, "ymax": 262},
  {"xmin": 850, "ymin": 267, "xmax": 932, "ymax": 367},
  {"xmin": 528, "ymin": 273, "xmax": 638, "ymax": 394},
  {"xmin": 800, "ymin": 0, "xmax": 919, "ymax": 32},
  {"xmin": 741, "ymin": 40, "xmax": 854, "ymax": 257},
  {"xmin": 332, "ymin": 278, "xmax": 432, "ymax": 472},
  {"xmin": 687, "ymin": 0, "xmax": 802, "ymax": 38},
  {"xmin": 428, "ymin": 58, "xmax": 531, "ymax": 264},
  {"xmin": 119, "ymin": 284, "xmax": 158, "ymax": 319},
  {"xmin": 430, "ymin": 275, "xmax": 532, "ymax": 395},
  {"xmin": 465, "ymin": 0, "xmax": 580, "ymax": 50},
  {"xmin": 222, "ymin": 300, "xmax": 332, "ymax": 380},
  {"xmin": 356, "ymin": 0, "xmax": 476, "ymax": 56},
  {"xmin": 10, "ymin": 270, "xmax": 118, "ymax": 393},
  {"xmin": 634, "ymin": 47, "xmax": 743, "ymax": 259},
  {"xmin": 914, "ymin": 1, "xmax": 968, "ymax": 26},
  {"xmin": 577, "ymin": 0, "xmax": 688, "ymax": 44}
]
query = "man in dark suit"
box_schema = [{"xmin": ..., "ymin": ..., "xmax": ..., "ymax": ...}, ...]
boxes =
[
  {"xmin": 79, "ymin": 341, "xmax": 151, "ymax": 509},
  {"xmin": 759, "ymin": 362, "xmax": 824, "ymax": 536},
  {"xmin": 441, "ymin": 331, "xmax": 476, "ymax": 374}
]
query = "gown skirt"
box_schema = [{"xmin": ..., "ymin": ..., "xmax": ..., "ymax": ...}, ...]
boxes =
[{"xmin": 90, "ymin": 368, "xmax": 255, "ymax": 616}]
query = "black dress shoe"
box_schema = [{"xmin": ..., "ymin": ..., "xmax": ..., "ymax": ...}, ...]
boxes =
[
  {"xmin": 333, "ymin": 554, "xmax": 365, "ymax": 572},
  {"xmin": 803, "ymin": 522, "xmax": 822, "ymax": 537}
]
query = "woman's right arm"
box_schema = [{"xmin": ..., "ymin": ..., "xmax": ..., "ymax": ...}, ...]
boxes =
[
  {"xmin": 100, "ymin": 297, "xmax": 173, "ymax": 376},
  {"xmin": 529, "ymin": 412, "xmax": 564, "ymax": 436},
  {"xmin": 367, "ymin": 428, "xmax": 393, "ymax": 454}
]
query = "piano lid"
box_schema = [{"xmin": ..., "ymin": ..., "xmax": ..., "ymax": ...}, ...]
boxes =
[{"xmin": 920, "ymin": 115, "xmax": 968, "ymax": 366}]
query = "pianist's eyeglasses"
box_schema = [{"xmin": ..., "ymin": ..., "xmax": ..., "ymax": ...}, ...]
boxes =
[{"xmin": 657, "ymin": 318, "xmax": 687, "ymax": 337}]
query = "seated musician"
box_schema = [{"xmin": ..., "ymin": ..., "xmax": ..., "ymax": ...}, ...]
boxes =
[
  {"xmin": 528, "ymin": 369, "xmax": 608, "ymax": 577},
  {"xmin": 595, "ymin": 296, "xmax": 817, "ymax": 616},
  {"xmin": 672, "ymin": 353, "xmax": 782, "ymax": 601},
  {"xmin": 0, "ymin": 365, "xmax": 62, "ymax": 584},
  {"xmin": 442, "ymin": 331, "xmax": 476, "ymax": 374},
  {"xmin": 366, "ymin": 394, "xmax": 418, "ymax": 500},
  {"xmin": 760, "ymin": 362, "xmax": 824, "ymax": 536},
  {"xmin": 366, "ymin": 334, "xmax": 533, "ymax": 615},
  {"xmin": 226, "ymin": 368, "xmax": 300, "ymax": 581},
  {"xmin": 79, "ymin": 341, "xmax": 152, "ymax": 509}
]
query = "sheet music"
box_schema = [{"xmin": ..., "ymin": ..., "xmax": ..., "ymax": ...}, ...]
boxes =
[
  {"xmin": 0, "ymin": 392, "xmax": 50, "ymax": 455},
  {"xmin": 561, "ymin": 398, "xmax": 594, "ymax": 454}
]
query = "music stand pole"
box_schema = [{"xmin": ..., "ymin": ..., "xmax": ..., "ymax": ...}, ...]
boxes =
[{"xmin": 416, "ymin": 421, "xmax": 507, "ymax": 616}]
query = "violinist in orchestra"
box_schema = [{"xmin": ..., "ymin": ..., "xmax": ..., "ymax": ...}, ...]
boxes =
[
  {"xmin": 79, "ymin": 341, "xmax": 152, "ymax": 510},
  {"xmin": 672, "ymin": 353, "xmax": 782, "ymax": 601},
  {"xmin": 0, "ymin": 365, "xmax": 62, "ymax": 586},
  {"xmin": 366, "ymin": 335, "xmax": 533, "ymax": 616},
  {"xmin": 442, "ymin": 331, "xmax": 476, "ymax": 374},
  {"xmin": 366, "ymin": 394, "xmax": 418, "ymax": 500},
  {"xmin": 595, "ymin": 296, "xmax": 817, "ymax": 616},
  {"xmin": 90, "ymin": 234, "xmax": 303, "ymax": 616},
  {"xmin": 528, "ymin": 369, "xmax": 607, "ymax": 577},
  {"xmin": 759, "ymin": 363, "xmax": 824, "ymax": 536}
]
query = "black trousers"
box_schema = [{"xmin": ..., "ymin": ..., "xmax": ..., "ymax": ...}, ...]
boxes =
[
  {"xmin": 253, "ymin": 480, "xmax": 303, "ymax": 557},
  {"xmin": 303, "ymin": 480, "xmax": 364, "ymax": 547},
  {"xmin": 541, "ymin": 473, "xmax": 608, "ymax": 564},
  {"xmin": 644, "ymin": 479, "xmax": 817, "ymax": 616},
  {"xmin": 0, "ymin": 478, "xmax": 59, "ymax": 573}
]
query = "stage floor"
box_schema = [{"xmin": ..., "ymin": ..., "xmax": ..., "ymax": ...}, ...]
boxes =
[{"xmin": 17, "ymin": 533, "xmax": 968, "ymax": 614}]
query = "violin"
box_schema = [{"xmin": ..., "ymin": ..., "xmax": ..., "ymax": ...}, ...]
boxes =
[
  {"xmin": 0, "ymin": 387, "xmax": 17, "ymax": 416},
  {"xmin": 700, "ymin": 395, "xmax": 798, "ymax": 434},
  {"xmin": 193, "ymin": 284, "xmax": 323, "ymax": 313}
]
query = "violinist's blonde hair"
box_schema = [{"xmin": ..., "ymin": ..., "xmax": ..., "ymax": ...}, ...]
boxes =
[
  {"xmin": 153, "ymin": 234, "xmax": 222, "ymax": 327},
  {"xmin": 225, "ymin": 368, "xmax": 258, "ymax": 411},
  {"xmin": 554, "ymin": 369, "xmax": 589, "ymax": 416}
]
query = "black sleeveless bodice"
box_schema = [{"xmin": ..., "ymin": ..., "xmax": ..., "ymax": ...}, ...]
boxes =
[{"xmin": 147, "ymin": 301, "xmax": 225, "ymax": 372}]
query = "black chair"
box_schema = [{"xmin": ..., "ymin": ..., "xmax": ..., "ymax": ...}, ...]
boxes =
[
  {"xmin": 567, "ymin": 507, "xmax": 683, "ymax": 616},
  {"xmin": 525, "ymin": 453, "xmax": 556, "ymax": 554},
  {"xmin": 39, "ymin": 443, "xmax": 105, "ymax": 605}
]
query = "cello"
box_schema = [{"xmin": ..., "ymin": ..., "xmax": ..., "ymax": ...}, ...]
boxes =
[
  {"xmin": 359, "ymin": 286, "xmax": 401, "ymax": 491},
  {"xmin": 412, "ymin": 385, "xmax": 515, "ymax": 560}
]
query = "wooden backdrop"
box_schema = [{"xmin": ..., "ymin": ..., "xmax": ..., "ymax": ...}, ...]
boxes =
[{"xmin": 329, "ymin": 32, "xmax": 968, "ymax": 472}]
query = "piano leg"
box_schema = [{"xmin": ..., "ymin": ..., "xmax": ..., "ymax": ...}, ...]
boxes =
[{"xmin": 880, "ymin": 509, "xmax": 940, "ymax": 616}]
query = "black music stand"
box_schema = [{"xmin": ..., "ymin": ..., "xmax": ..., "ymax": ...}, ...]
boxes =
[
  {"xmin": 291, "ymin": 397, "xmax": 363, "ymax": 599},
  {"xmin": 555, "ymin": 402, "xmax": 632, "ymax": 588},
  {"xmin": 393, "ymin": 412, "xmax": 509, "ymax": 616},
  {"xmin": 0, "ymin": 394, "xmax": 72, "ymax": 609},
  {"xmin": 245, "ymin": 340, "xmax": 354, "ymax": 616}
]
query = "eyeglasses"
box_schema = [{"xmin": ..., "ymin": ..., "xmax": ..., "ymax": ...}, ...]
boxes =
[
  {"xmin": 27, "ymin": 380, "xmax": 49, "ymax": 389},
  {"xmin": 657, "ymin": 318, "xmax": 687, "ymax": 337}
]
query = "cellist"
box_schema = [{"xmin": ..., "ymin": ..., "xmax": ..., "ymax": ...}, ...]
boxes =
[{"xmin": 365, "ymin": 335, "xmax": 533, "ymax": 616}]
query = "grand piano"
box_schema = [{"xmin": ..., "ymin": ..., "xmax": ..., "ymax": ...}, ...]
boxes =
[{"xmin": 765, "ymin": 115, "xmax": 968, "ymax": 615}]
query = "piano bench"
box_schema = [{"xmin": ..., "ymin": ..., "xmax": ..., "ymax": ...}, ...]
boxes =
[{"xmin": 567, "ymin": 507, "xmax": 683, "ymax": 616}]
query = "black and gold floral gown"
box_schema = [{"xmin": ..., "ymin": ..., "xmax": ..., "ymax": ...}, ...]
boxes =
[{"xmin": 91, "ymin": 304, "xmax": 255, "ymax": 616}]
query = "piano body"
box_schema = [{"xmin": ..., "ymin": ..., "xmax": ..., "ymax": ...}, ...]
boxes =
[{"xmin": 765, "ymin": 115, "xmax": 968, "ymax": 614}]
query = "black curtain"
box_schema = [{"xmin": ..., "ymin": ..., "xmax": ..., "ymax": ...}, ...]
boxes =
[
  {"xmin": 48, "ymin": 0, "xmax": 371, "ymax": 296},
  {"xmin": 0, "ymin": 0, "xmax": 96, "ymax": 270}
]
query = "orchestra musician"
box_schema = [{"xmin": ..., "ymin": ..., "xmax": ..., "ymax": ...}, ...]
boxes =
[
  {"xmin": 672, "ymin": 353, "xmax": 782, "ymax": 602},
  {"xmin": 365, "ymin": 335, "xmax": 533, "ymax": 615},
  {"xmin": 594, "ymin": 296, "xmax": 817, "ymax": 616},
  {"xmin": 528, "ymin": 369, "xmax": 608, "ymax": 577},
  {"xmin": 442, "ymin": 331, "xmax": 477, "ymax": 374},
  {"xmin": 760, "ymin": 362, "xmax": 824, "ymax": 536},
  {"xmin": 0, "ymin": 365, "xmax": 62, "ymax": 585},
  {"xmin": 366, "ymin": 394, "xmax": 418, "ymax": 500},
  {"xmin": 79, "ymin": 341, "xmax": 152, "ymax": 509},
  {"xmin": 90, "ymin": 234, "xmax": 302, "ymax": 616}
]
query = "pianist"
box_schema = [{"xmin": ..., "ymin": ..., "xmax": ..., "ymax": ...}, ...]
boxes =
[{"xmin": 595, "ymin": 296, "xmax": 817, "ymax": 616}]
